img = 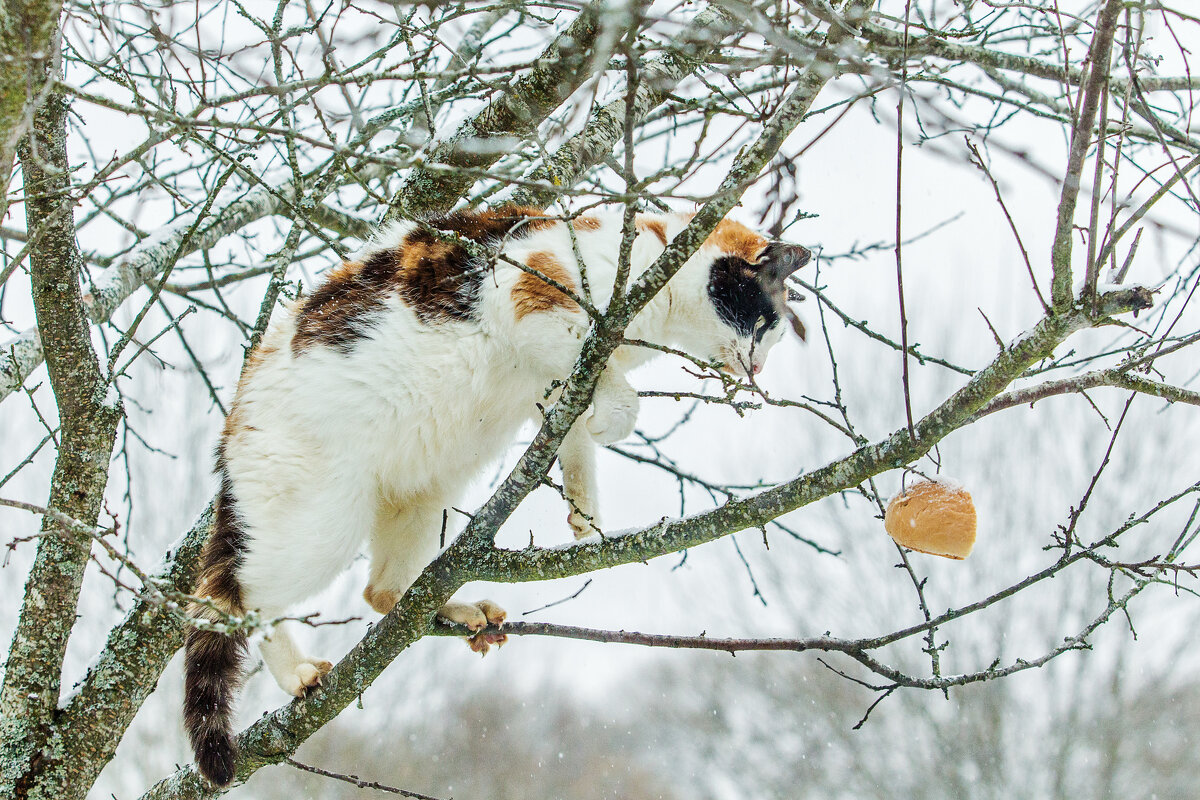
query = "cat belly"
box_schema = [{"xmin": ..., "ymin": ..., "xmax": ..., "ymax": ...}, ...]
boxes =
[
  {"xmin": 222, "ymin": 321, "xmax": 548, "ymax": 611},
  {"xmin": 365, "ymin": 373, "xmax": 539, "ymax": 495}
]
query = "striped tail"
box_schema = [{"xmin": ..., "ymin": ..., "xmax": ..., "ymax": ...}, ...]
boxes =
[{"xmin": 184, "ymin": 452, "xmax": 248, "ymax": 787}]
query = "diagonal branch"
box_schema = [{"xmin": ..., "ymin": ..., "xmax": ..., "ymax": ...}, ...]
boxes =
[
  {"xmin": 381, "ymin": 0, "xmax": 606, "ymax": 222},
  {"xmin": 508, "ymin": 4, "xmax": 741, "ymax": 208},
  {"xmin": 471, "ymin": 289, "xmax": 1153, "ymax": 584}
]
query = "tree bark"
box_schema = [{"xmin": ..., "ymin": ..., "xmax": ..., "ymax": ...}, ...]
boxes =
[
  {"xmin": 0, "ymin": 0, "xmax": 64, "ymax": 223},
  {"xmin": 0, "ymin": 51, "xmax": 122, "ymax": 800}
]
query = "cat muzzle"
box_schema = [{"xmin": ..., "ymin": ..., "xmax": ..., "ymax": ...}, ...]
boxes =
[{"xmin": 758, "ymin": 242, "xmax": 811, "ymax": 284}]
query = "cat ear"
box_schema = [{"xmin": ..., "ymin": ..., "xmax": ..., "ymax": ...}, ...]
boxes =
[{"xmin": 755, "ymin": 242, "xmax": 811, "ymax": 341}]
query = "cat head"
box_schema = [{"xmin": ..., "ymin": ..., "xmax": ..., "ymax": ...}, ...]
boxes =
[{"xmin": 656, "ymin": 217, "xmax": 811, "ymax": 378}]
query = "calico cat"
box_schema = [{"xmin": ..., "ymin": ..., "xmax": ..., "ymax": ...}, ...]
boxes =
[{"xmin": 183, "ymin": 205, "xmax": 810, "ymax": 786}]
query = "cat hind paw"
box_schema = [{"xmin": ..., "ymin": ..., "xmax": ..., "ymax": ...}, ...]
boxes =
[
  {"xmin": 568, "ymin": 508, "xmax": 600, "ymax": 539},
  {"xmin": 363, "ymin": 584, "xmax": 398, "ymax": 615},
  {"xmin": 283, "ymin": 658, "xmax": 334, "ymax": 698}
]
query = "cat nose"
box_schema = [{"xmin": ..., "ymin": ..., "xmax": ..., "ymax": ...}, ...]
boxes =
[{"xmin": 769, "ymin": 242, "xmax": 810, "ymax": 267}]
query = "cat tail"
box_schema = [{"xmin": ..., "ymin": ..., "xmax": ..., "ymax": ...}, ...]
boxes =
[{"xmin": 184, "ymin": 453, "xmax": 248, "ymax": 787}]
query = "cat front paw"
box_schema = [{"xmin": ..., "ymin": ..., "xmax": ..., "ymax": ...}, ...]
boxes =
[
  {"xmin": 439, "ymin": 599, "xmax": 508, "ymax": 655},
  {"xmin": 587, "ymin": 371, "xmax": 639, "ymax": 444},
  {"xmin": 586, "ymin": 397, "xmax": 638, "ymax": 444}
]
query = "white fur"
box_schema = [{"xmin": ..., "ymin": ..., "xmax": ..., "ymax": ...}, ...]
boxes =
[{"xmin": 222, "ymin": 212, "xmax": 787, "ymax": 690}]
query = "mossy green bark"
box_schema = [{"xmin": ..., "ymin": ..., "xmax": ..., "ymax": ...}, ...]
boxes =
[
  {"xmin": 0, "ymin": 84, "xmax": 122, "ymax": 800},
  {"xmin": 0, "ymin": 0, "xmax": 64, "ymax": 221}
]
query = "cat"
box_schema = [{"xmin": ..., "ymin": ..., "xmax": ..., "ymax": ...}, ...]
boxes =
[{"xmin": 183, "ymin": 204, "xmax": 810, "ymax": 786}]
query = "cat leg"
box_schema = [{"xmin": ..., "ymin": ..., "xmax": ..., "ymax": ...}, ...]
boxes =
[
  {"xmin": 560, "ymin": 418, "xmax": 601, "ymax": 538},
  {"xmin": 586, "ymin": 366, "xmax": 639, "ymax": 444},
  {"xmin": 257, "ymin": 617, "xmax": 333, "ymax": 698},
  {"xmin": 363, "ymin": 495, "xmax": 446, "ymax": 614},
  {"xmin": 365, "ymin": 497, "xmax": 507, "ymax": 652},
  {"xmin": 235, "ymin": 469, "xmax": 375, "ymax": 697}
]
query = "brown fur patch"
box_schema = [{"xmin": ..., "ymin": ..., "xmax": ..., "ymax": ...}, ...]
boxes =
[
  {"xmin": 707, "ymin": 218, "xmax": 768, "ymax": 262},
  {"xmin": 390, "ymin": 232, "xmax": 478, "ymax": 324},
  {"xmin": 292, "ymin": 205, "xmax": 559, "ymax": 353},
  {"xmin": 219, "ymin": 407, "xmax": 244, "ymax": 448},
  {"xmin": 291, "ymin": 259, "xmax": 384, "ymax": 354},
  {"xmin": 636, "ymin": 215, "xmax": 668, "ymax": 246},
  {"xmin": 435, "ymin": 204, "xmax": 555, "ymax": 240},
  {"xmin": 512, "ymin": 251, "xmax": 578, "ymax": 321},
  {"xmin": 571, "ymin": 216, "xmax": 601, "ymax": 230},
  {"xmin": 194, "ymin": 446, "xmax": 248, "ymax": 614}
]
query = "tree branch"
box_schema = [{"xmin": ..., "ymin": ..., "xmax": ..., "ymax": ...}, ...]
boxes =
[
  {"xmin": 34, "ymin": 508, "xmax": 214, "ymax": 798},
  {"xmin": 0, "ymin": 0, "xmax": 64, "ymax": 223},
  {"xmin": 381, "ymin": 0, "xmax": 606, "ymax": 222},
  {"xmin": 509, "ymin": 4, "xmax": 740, "ymax": 208},
  {"xmin": 471, "ymin": 289, "xmax": 1152, "ymax": 584},
  {"xmin": 1049, "ymin": 0, "xmax": 1122, "ymax": 311},
  {"xmin": 0, "ymin": 68, "xmax": 122, "ymax": 800},
  {"xmin": 973, "ymin": 369, "xmax": 1200, "ymax": 419}
]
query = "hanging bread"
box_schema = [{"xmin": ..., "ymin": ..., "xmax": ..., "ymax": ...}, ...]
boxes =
[{"xmin": 884, "ymin": 479, "xmax": 977, "ymax": 560}]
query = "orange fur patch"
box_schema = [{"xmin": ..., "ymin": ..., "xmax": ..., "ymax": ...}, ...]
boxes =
[
  {"xmin": 219, "ymin": 407, "xmax": 245, "ymax": 447},
  {"xmin": 707, "ymin": 219, "xmax": 768, "ymax": 262},
  {"xmin": 239, "ymin": 332, "xmax": 280, "ymax": 383},
  {"xmin": 363, "ymin": 585, "xmax": 398, "ymax": 615},
  {"xmin": 512, "ymin": 251, "xmax": 578, "ymax": 320},
  {"xmin": 473, "ymin": 205, "xmax": 556, "ymax": 236},
  {"xmin": 571, "ymin": 216, "xmax": 601, "ymax": 230},
  {"xmin": 636, "ymin": 215, "xmax": 668, "ymax": 246}
]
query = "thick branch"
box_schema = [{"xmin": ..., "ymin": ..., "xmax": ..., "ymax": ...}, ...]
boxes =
[
  {"xmin": 0, "ymin": 0, "xmax": 64, "ymax": 222},
  {"xmin": 472, "ymin": 289, "xmax": 1153, "ymax": 583},
  {"xmin": 509, "ymin": 4, "xmax": 740, "ymax": 208},
  {"xmin": 31, "ymin": 508, "xmax": 213, "ymax": 799},
  {"xmin": 381, "ymin": 0, "xmax": 605, "ymax": 222},
  {"xmin": 0, "ymin": 181, "xmax": 295, "ymax": 403},
  {"xmin": 0, "ymin": 82, "xmax": 121, "ymax": 799}
]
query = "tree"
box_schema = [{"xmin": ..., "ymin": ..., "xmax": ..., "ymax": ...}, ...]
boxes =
[{"xmin": 1, "ymin": 1, "xmax": 1198, "ymax": 798}]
